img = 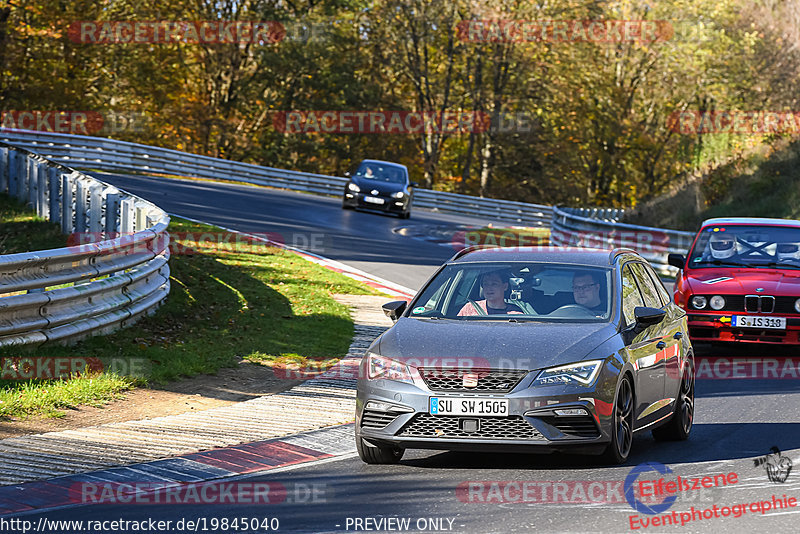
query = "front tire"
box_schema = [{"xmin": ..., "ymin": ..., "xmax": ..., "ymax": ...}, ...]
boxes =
[
  {"xmin": 653, "ymin": 359, "xmax": 694, "ymax": 441},
  {"xmin": 356, "ymin": 436, "xmax": 404, "ymax": 464},
  {"xmin": 602, "ymin": 375, "xmax": 634, "ymax": 464}
]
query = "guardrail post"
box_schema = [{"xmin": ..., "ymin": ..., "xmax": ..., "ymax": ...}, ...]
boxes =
[
  {"xmin": 74, "ymin": 178, "xmax": 87, "ymax": 233},
  {"xmin": 36, "ymin": 162, "xmax": 48, "ymax": 218},
  {"xmin": 48, "ymin": 167, "xmax": 59, "ymax": 221},
  {"xmin": 61, "ymin": 172, "xmax": 74, "ymax": 233},
  {"xmin": 105, "ymin": 192, "xmax": 120, "ymax": 235},
  {"xmin": 28, "ymin": 159, "xmax": 39, "ymax": 210},
  {"xmin": 7, "ymin": 149, "xmax": 17, "ymax": 195},
  {"xmin": 88, "ymin": 184, "xmax": 103, "ymax": 233},
  {"xmin": 0, "ymin": 147, "xmax": 7, "ymax": 194},
  {"xmin": 120, "ymin": 197, "xmax": 134, "ymax": 233},
  {"xmin": 16, "ymin": 153, "xmax": 28, "ymax": 202},
  {"xmin": 135, "ymin": 205, "xmax": 146, "ymax": 231}
]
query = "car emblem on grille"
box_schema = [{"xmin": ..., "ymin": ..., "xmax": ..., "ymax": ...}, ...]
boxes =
[
  {"xmin": 756, "ymin": 288, "xmax": 765, "ymax": 292},
  {"xmin": 371, "ymin": 189, "xmax": 379, "ymax": 195},
  {"xmin": 463, "ymin": 373, "xmax": 479, "ymax": 388}
]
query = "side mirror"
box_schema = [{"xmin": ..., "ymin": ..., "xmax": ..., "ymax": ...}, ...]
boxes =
[
  {"xmin": 382, "ymin": 300, "xmax": 407, "ymax": 322},
  {"xmin": 668, "ymin": 253, "xmax": 685, "ymax": 270},
  {"xmin": 634, "ymin": 306, "xmax": 666, "ymax": 326},
  {"xmin": 411, "ymin": 181, "xmax": 420, "ymax": 188},
  {"xmin": 344, "ymin": 171, "xmax": 351, "ymax": 178}
]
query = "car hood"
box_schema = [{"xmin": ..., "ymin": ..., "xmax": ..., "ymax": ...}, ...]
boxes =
[
  {"xmin": 685, "ymin": 268, "xmax": 800, "ymax": 295},
  {"xmin": 375, "ymin": 318, "xmax": 617, "ymax": 371},
  {"xmin": 352, "ymin": 176, "xmax": 406, "ymax": 193}
]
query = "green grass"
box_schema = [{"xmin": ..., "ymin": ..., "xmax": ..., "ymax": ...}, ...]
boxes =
[
  {"xmin": 0, "ymin": 194, "xmax": 66, "ymax": 254},
  {"xmin": 0, "ymin": 208, "xmax": 382, "ymax": 419}
]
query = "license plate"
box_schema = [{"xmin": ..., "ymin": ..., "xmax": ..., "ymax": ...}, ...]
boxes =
[
  {"xmin": 364, "ymin": 196, "xmax": 384, "ymax": 204},
  {"xmin": 732, "ymin": 315, "xmax": 786, "ymax": 329},
  {"xmin": 429, "ymin": 397, "xmax": 508, "ymax": 417}
]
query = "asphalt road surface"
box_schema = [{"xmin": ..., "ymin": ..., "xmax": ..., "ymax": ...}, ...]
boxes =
[
  {"xmin": 89, "ymin": 172, "xmax": 512, "ymax": 292},
  {"xmin": 17, "ymin": 172, "xmax": 796, "ymax": 533},
  {"xmin": 15, "ymin": 372, "xmax": 800, "ymax": 533}
]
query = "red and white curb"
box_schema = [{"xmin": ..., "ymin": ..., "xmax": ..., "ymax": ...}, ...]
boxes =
[{"xmin": 0, "ymin": 424, "xmax": 356, "ymax": 516}]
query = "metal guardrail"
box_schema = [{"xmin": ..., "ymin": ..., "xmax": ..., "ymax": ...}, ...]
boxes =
[
  {"xmin": 0, "ymin": 142, "xmax": 170, "ymax": 347},
  {"xmin": 0, "ymin": 130, "xmax": 553, "ymax": 226},
  {"xmin": 550, "ymin": 206, "xmax": 696, "ymax": 276}
]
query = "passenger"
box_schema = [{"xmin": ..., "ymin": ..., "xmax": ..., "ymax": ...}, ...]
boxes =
[
  {"xmin": 572, "ymin": 272, "xmax": 605, "ymax": 313},
  {"xmin": 776, "ymin": 242, "xmax": 800, "ymax": 262},
  {"xmin": 458, "ymin": 270, "xmax": 524, "ymax": 316},
  {"xmin": 364, "ymin": 166, "xmax": 375, "ymax": 178}
]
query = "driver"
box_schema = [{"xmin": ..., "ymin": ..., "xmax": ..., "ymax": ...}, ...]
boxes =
[
  {"xmin": 458, "ymin": 270, "xmax": 524, "ymax": 316},
  {"xmin": 572, "ymin": 272, "xmax": 605, "ymax": 314},
  {"xmin": 777, "ymin": 242, "xmax": 800, "ymax": 262},
  {"xmin": 707, "ymin": 232, "xmax": 738, "ymax": 260}
]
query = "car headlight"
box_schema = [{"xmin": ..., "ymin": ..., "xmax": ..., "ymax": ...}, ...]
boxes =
[
  {"xmin": 348, "ymin": 182, "xmax": 360, "ymax": 192},
  {"xmin": 533, "ymin": 360, "xmax": 603, "ymax": 387},
  {"xmin": 366, "ymin": 352, "xmax": 413, "ymax": 383},
  {"xmin": 709, "ymin": 295, "xmax": 725, "ymax": 310},
  {"xmin": 391, "ymin": 191, "xmax": 405, "ymax": 199},
  {"xmin": 690, "ymin": 295, "xmax": 707, "ymax": 309},
  {"xmin": 795, "ymin": 298, "xmax": 800, "ymax": 313}
]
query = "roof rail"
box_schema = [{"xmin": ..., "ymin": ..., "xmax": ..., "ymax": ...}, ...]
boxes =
[{"xmin": 447, "ymin": 244, "xmax": 500, "ymax": 262}]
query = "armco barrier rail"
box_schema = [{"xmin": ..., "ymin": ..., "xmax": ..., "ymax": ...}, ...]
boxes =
[
  {"xmin": 550, "ymin": 206, "xmax": 696, "ymax": 276},
  {"xmin": 0, "ymin": 130, "xmax": 553, "ymax": 226},
  {"xmin": 0, "ymin": 141, "xmax": 170, "ymax": 347}
]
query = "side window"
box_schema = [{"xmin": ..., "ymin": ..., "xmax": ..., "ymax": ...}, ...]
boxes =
[
  {"xmin": 643, "ymin": 263, "xmax": 672, "ymax": 306},
  {"xmin": 629, "ymin": 263, "xmax": 662, "ymax": 309},
  {"xmin": 621, "ymin": 265, "xmax": 645, "ymax": 325}
]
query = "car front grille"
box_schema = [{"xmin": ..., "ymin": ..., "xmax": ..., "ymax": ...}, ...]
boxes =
[
  {"xmin": 539, "ymin": 416, "xmax": 600, "ymax": 438},
  {"xmin": 361, "ymin": 409, "xmax": 401, "ymax": 430},
  {"xmin": 398, "ymin": 414, "xmax": 545, "ymax": 440},
  {"xmin": 417, "ymin": 368, "xmax": 529, "ymax": 393}
]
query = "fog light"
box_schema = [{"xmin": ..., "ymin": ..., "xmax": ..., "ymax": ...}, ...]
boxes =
[
  {"xmin": 691, "ymin": 296, "xmax": 707, "ymax": 309},
  {"xmin": 365, "ymin": 401, "xmax": 413, "ymax": 413},
  {"xmin": 710, "ymin": 295, "xmax": 726, "ymax": 310},
  {"xmin": 795, "ymin": 298, "xmax": 800, "ymax": 313},
  {"xmin": 554, "ymin": 408, "xmax": 589, "ymax": 416}
]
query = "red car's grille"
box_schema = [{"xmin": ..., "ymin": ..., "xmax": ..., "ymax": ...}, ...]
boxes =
[{"xmin": 745, "ymin": 295, "xmax": 775, "ymax": 313}]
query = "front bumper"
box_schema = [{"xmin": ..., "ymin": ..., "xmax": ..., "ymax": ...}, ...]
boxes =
[
  {"xmin": 355, "ymin": 371, "xmax": 616, "ymax": 454},
  {"xmin": 344, "ymin": 192, "xmax": 409, "ymax": 212},
  {"xmin": 687, "ymin": 311, "xmax": 800, "ymax": 344}
]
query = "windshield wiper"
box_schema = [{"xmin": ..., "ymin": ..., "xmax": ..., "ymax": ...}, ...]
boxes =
[
  {"xmin": 698, "ymin": 259, "xmax": 752, "ymax": 267},
  {"xmin": 748, "ymin": 261, "xmax": 800, "ymax": 270}
]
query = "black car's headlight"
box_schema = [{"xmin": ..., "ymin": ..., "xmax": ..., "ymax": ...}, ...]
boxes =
[
  {"xmin": 348, "ymin": 182, "xmax": 360, "ymax": 192},
  {"xmin": 533, "ymin": 360, "xmax": 603, "ymax": 387},
  {"xmin": 391, "ymin": 191, "xmax": 405, "ymax": 199},
  {"xmin": 366, "ymin": 352, "xmax": 414, "ymax": 384}
]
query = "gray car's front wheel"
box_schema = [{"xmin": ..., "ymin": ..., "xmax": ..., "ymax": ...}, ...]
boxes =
[
  {"xmin": 356, "ymin": 436, "xmax": 404, "ymax": 464},
  {"xmin": 601, "ymin": 375, "xmax": 634, "ymax": 464}
]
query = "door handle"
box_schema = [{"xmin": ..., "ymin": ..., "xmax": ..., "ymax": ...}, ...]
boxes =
[
  {"xmin": 656, "ymin": 341, "xmax": 666, "ymax": 349},
  {"xmin": 673, "ymin": 332, "xmax": 683, "ymax": 340}
]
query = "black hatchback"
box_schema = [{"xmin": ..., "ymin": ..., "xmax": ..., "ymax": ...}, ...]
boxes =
[{"xmin": 342, "ymin": 159, "xmax": 416, "ymax": 218}]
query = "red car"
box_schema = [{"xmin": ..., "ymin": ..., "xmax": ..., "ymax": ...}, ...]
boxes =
[{"xmin": 669, "ymin": 217, "xmax": 800, "ymax": 345}]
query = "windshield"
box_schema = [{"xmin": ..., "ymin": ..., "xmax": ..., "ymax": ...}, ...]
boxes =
[
  {"xmin": 408, "ymin": 262, "xmax": 612, "ymax": 322},
  {"xmin": 355, "ymin": 163, "xmax": 407, "ymax": 184},
  {"xmin": 688, "ymin": 225, "xmax": 800, "ymax": 269}
]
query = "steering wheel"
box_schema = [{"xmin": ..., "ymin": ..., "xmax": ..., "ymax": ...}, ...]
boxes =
[{"xmin": 550, "ymin": 304, "xmax": 597, "ymax": 317}]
